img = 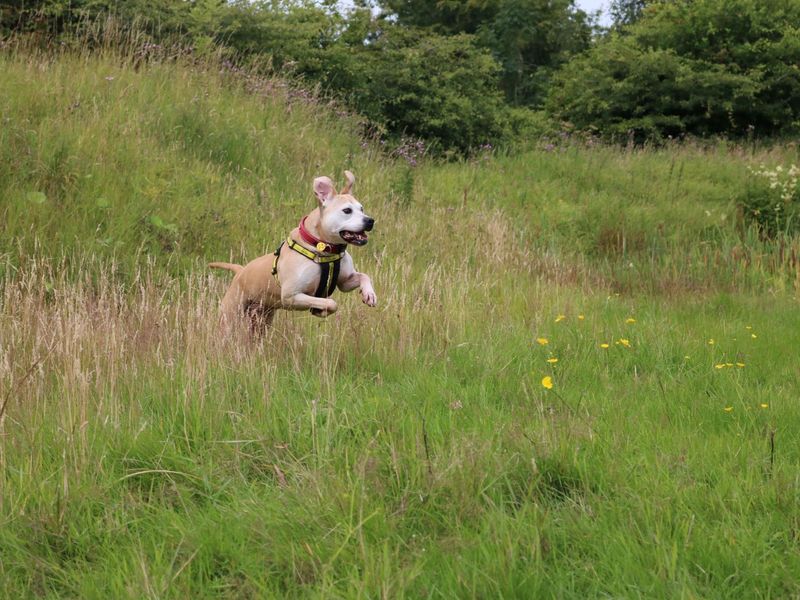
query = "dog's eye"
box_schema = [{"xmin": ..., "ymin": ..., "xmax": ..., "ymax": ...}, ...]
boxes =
[{"xmin": 343, "ymin": 208, "xmax": 352, "ymax": 215}]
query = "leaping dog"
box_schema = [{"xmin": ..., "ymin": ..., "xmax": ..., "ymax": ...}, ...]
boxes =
[{"xmin": 209, "ymin": 171, "xmax": 377, "ymax": 334}]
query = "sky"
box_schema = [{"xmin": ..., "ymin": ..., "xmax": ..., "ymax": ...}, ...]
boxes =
[{"xmin": 576, "ymin": 0, "xmax": 612, "ymax": 26}]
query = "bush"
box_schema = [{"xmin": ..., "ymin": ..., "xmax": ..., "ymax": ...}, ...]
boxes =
[
  {"xmin": 739, "ymin": 163, "xmax": 800, "ymax": 237},
  {"xmin": 547, "ymin": 36, "xmax": 758, "ymax": 141},
  {"xmin": 347, "ymin": 27, "xmax": 511, "ymax": 153}
]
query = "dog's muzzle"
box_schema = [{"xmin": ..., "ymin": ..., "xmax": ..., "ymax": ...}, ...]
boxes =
[{"xmin": 339, "ymin": 217, "xmax": 374, "ymax": 246}]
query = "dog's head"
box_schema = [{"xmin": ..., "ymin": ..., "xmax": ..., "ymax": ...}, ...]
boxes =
[{"xmin": 313, "ymin": 171, "xmax": 375, "ymax": 246}]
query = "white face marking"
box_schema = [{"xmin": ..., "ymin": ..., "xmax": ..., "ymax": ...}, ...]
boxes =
[{"xmin": 319, "ymin": 195, "xmax": 373, "ymax": 243}]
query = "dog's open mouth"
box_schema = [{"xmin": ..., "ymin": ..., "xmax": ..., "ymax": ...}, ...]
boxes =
[{"xmin": 339, "ymin": 230, "xmax": 368, "ymax": 245}]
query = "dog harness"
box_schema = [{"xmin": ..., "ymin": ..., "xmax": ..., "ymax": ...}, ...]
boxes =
[{"xmin": 271, "ymin": 218, "xmax": 346, "ymax": 307}]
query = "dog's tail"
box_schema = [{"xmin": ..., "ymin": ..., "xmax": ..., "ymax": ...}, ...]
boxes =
[{"xmin": 208, "ymin": 262, "xmax": 244, "ymax": 275}]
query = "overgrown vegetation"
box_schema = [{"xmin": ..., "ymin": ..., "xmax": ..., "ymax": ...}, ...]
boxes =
[
  {"xmin": 2, "ymin": 35, "xmax": 800, "ymax": 597},
  {"xmin": 738, "ymin": 163, "xmax": 800, "ymax": 237},
  {"xmin": 4, "ymin": 0, "xmax": 799, "ymax": 152}
]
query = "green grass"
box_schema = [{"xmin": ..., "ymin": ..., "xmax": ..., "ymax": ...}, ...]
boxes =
[{"xmin": 2, "ymin": 40, "xmax": 800, "ymax": 598}]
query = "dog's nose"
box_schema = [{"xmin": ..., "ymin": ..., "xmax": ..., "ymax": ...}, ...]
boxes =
[{"xmin": 364, "ymin": 217, "xmax": 375, "ymax": 231}]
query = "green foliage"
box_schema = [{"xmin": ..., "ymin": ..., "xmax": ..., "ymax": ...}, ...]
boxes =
[
  {"xmin": 549, "ymin": 0, "xmax": 800, "ymax": 141},
  {"xmin": 382, "ymin": 0, "xmax": 593, "ymax": 106},
  {"xmin": 346, "ymin": 27, "xmax": 510, "ymax": 153},
  {"xmin": 200, "ymin": 6, "xmax": 513, "ymax": 153},
  {"xmin": 738, "ymin": 163, "xmax": 800, "ymax": 237},
  {"xmin": 0, "ymin": 0, "xmax": 192, "ymax": 34},
  {"xmin": 380, "ymin": 0, "xmax": 500, "ymax": 34},
  {"xmin": 610, "ymin": 0, "xmax": 648, "ymax": 26},
  {"xmin": 547, "ymin": 36, "xmax": 759, "ymax": 140},
  {"xmin": 479, "ymin": 0, "xmax": 592, "ymax": 106}
]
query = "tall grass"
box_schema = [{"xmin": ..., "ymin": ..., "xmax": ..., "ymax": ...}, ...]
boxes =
[{"xmin": 2, "ymin": 34, "xmax": 800, "ymax": 598}]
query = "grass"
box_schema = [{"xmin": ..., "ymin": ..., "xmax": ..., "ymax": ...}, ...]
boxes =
[{"xmin": 2, "ymin": 37, "xmax": 800, "ymax": 598}]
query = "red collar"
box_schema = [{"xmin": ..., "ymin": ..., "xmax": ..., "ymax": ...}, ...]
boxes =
[{"xmin": 299, "ymin": 217, "xmax": 346, "ymax": 254}]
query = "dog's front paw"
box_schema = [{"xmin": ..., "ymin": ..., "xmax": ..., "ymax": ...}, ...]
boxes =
[{"xmin": 361, "ymin": 289, "xmax": 377, "ymax": 307}]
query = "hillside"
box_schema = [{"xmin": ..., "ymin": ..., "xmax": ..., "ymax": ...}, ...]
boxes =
[{"xmin": 2, "ymin": 45, "xmax": 800, "ymax": 597}]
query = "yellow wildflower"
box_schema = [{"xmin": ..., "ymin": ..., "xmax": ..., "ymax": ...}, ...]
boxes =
[
  {"xmin": 626, "ymin": 317, "xmax": 636, "ymax": 324},
  {"xmin": 708, "ymin": 339, "xmax": 715, "ymax": 345},
  {"xmin": 546, "ymin": 358, "xmax": 559, "ymax": 364},
  {"xmin": 541, "ymin": 376, "xmax": 553, "ymax": 390},
  {"xmin": 578, "ymin": 315, "xmax": 585, "ymax": 321},
  {"xmin": 736, "ymin": 362, "xmax": 745, "ymax": 368},
  {"xmin": 745, "ymin": 325, "xmax": 752, "ymax": 330},
  {"xmin": 600, "ymin": 343, "xmax": 610, "ymax": 349},
  {"xmin": 617, "ymin": 338, "xmax": 631, "ymax": 348},
  {"xmin": 724, "ymin": 406, "xmax": 733, "ymax": 412},
  {"xmin": 715, "ymin": 364, "xmax": 726, "ymax": 369},
  {"xmin": 751, "ymin": 333, "xmax": 757, "ymax": 339},
  {"xmin": 536, "ymin": 337, "xmax": 549, "ymax": 346},
  {"xmin": 555, "ymin": 315, "xmax": 566, "ymax": 323},
  {"xmin": 760, "ymin": 403, "xmax": 768, "ymax": 409}
]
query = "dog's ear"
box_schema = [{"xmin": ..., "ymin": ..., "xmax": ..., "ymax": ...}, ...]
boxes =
[
  {"xmin": 313, "ymin": 176, "xmax": 336, "ymax": 207},
  {"xmin": 341, "ymin": 170, "xmax": 355, "ymax": 195}
]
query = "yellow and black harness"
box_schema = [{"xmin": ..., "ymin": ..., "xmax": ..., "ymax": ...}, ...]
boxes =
[{"xmin": 271, "ymin": 236, "xmax": 345, "ymax": 302}]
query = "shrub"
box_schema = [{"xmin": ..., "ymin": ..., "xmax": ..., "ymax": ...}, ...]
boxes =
[
  {"xmin": 348, "ymin": 28, "xmax": 511, "ymax": 154},
  {"xmin": 739, "ymin": 164, "xmax": 800, "ymax": 236}
]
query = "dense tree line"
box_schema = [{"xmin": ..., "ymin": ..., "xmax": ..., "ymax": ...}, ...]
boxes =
[
  {"xmin": 2, "ymin": 0, "xmax": 799, "ymax": 151},
  {"xmin": 549, "ymin": 0, "xmax": 800, "ymax": 141}
]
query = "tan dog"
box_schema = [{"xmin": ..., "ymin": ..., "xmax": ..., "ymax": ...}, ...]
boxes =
[{"xmin": 209, "ymin": 171, "xmax": 377, "ymax": 334}]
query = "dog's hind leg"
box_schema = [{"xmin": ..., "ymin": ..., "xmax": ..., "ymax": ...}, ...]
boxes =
[
  {"xmin": 246, "ymin": 304, "xmax": 275, "ymax": 338},
  {"xmin": 217, "ymin": 283, "xmax": 249, "ymax": 336}
]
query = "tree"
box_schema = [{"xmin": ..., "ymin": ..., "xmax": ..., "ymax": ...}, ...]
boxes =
[
  {"xmin": 380, "ymin": 0, "xmax": 592, "ymax": 107},
  {"xmin": 349, "ymin": 25, "xmax": 510, "ymax": 152},
  {"xmin": 480, "ymin": 0, "xmax": 592, "ymax": 105},
  {"xmin": 548, "ymin": 0, "xmax": 800, "ymax": 141},
  {"xmin": 610, "ymin": 0, "xmax": 648, "ymax": 26},
  {"xmin": 378, "ymin": 0, "xmax": 499, "ymax": 34}
]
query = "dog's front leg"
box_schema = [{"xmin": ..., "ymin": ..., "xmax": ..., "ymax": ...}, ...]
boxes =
[
  {"xmin": 280, "ymin": 291, "xmax": 338, "ymax": 316},
  {"xmin": 337, "ymin": 271, "xmax": 377, "ymax": 307},
  {"xmin": 357, "ymin": 273, "xmax": 377, "ymax": 307},
  {"xmin": 336, "ymin": 254, "xmax": 377, "ymax": 307}
]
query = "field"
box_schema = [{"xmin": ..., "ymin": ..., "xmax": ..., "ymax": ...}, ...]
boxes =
[{"xmin": 2, "ymin": 41, "xmax": 800, "ymax": 598}]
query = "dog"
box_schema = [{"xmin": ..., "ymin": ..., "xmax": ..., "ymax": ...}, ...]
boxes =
[{"xmin": 209, "ymin": 171, "xmax": 377, "ymax": 334}]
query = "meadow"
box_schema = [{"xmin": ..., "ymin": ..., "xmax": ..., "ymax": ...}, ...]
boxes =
[{"xmin": 1, "ymin": 38, "xmax": 800, "ymax": 598}]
